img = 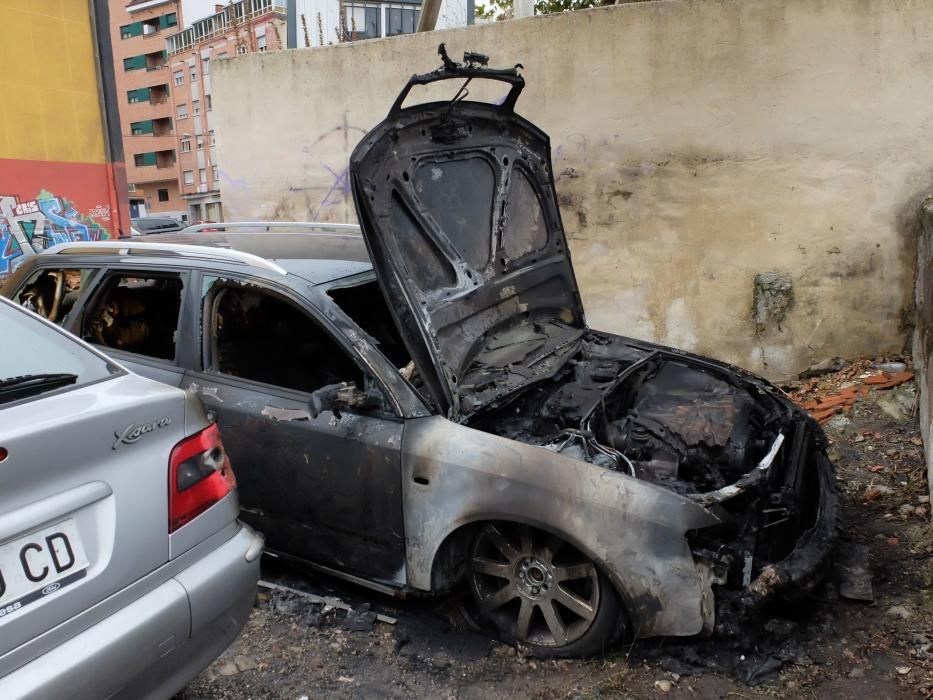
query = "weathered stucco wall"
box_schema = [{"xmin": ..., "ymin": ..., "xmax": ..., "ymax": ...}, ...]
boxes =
[{"xmin": 212, "ymin": 0, "xmax": 933, "ymax": 379}]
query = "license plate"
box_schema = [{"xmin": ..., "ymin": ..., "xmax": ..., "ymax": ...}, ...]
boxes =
[{"xmin": 0, "ymin": 519, "xmax": 88, "ymax": 620}]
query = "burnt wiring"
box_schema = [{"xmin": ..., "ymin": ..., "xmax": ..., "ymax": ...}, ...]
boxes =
[{"xmin": 543, "ymin": 427, "xmax": 636, "ymax": 477}]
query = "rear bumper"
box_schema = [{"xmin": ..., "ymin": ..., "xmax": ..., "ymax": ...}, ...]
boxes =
[{"xmin": 1, "ymin": 523, "xmax": 264, "ymax": 700}]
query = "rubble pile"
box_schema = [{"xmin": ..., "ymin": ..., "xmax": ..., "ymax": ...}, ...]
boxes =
[{"xmin": 786, "ymin": 358, "xmax": 915, "ymax": 426}]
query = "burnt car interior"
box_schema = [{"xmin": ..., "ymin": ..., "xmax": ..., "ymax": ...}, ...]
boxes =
[
  {"xmin": 83, "ymin": 273, "xmax": 183, "ymax": 360},
  {"xmin": 205, "ymin": 281, "xmax": 364, "ymax": 393},
  {"xmin": 328, "ymin": 280, "xmax": 412, "ymax": 368},
  {"xmin": 17, "ymin": 268, "xmax": 88, "ymax": 324}
]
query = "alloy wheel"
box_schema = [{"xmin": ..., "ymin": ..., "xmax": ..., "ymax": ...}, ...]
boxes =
[{"xmin": 469, "ymin": 523, "xmax": 601, "ymax": 647}]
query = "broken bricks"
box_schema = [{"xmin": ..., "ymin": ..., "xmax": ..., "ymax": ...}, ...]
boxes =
[{"xmin": 790, "ymin": 361, "xmax": 914, "ymax": 426}]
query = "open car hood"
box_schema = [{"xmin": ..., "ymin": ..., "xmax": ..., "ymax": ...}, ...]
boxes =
[{"xmin": 350, "ymin": 46, "xmax": 586, "ymax": 418}]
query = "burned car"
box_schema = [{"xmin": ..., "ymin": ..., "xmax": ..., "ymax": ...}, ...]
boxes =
[{"xmin": 1, "ymin": 48, "xmax": 838, "ymax": 657}]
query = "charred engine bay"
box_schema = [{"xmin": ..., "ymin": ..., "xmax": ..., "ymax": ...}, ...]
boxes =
[
  {"xmin": 466, "ymin": 328, "xmax": 830, "ymax": 618},
  {"xmin": 468, "ymin": 329, "xmax": 790, "ymax": 497}
]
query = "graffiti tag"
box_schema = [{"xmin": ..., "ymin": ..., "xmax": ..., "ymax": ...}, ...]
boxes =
[{"xmin": 0, "ymin": 191, "xmax": 110, "ymax": 276}]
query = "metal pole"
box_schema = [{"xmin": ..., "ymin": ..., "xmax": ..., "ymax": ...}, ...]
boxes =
[
  {"xmin": 287, "ymin": 0, "xmax": 297, "ymax": 48},
  {"xmin": 416, "ymin": 0, "xmax": 442, "ymax": 32}
]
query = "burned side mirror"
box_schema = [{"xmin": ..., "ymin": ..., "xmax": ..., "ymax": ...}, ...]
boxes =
[{"xmin": 308, "ymin": 381, "xmax": 382, "ymax": 419}]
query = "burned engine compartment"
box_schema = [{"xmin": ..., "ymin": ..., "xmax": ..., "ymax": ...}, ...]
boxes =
[
  {"xmin": 468, "ymin": 329, "xmax": 790, "ymax": 497},
  {"xmin": 466, "ymin": 327, "xmax": 835, "ymax": 621}
]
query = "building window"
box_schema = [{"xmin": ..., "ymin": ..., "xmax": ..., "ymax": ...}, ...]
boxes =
[
  {"xmin": 183, "ymin": 170, "xmax": 195, "ymax": 185},
  {"xmin": 130, "ymin": 120, "xmax": 153, "ymax": 136},
  {"xmin": 212, "ymin": 165, "xmax": 219, "ymax": 181},
  {"xmin": 193, "ymin": 100, "xmax": 201, "ymax": 117},
  {"xmin": 127, "ymin": 87, "xmax": 150, "ymax": 104},
  {"xmin": 202, "ymin": 57, "xmax": 210, "ymax": 75},
  {"xmin": 127, "ymin": 183, "xmax": 137, "ymax": 193},
  {"xmin": 160, "ymin": 12, "xmax": 178, "ymax": 29},
  {"xmin": 257, "ymin": 35, "xmax": 267, "ymax": 51},
  {"xmin": 173, "ymin": 70, "xmax": 184, "ymax": 86},
  {"xmin": 385, "ymin": 7, "xmax": 419, "ymax": 36},
  {"xmin": 190, "ymin": 67, "xmax": 197, "ymax": 82},
  {"xmin": 176, "ymin": 103, "xmax": 188, "ymax": 120},
  {"xmin": 206, "ymin": 95, "xmax": 212, "ymax": 111},
  {"xmin": 158, "ymin": 189, "xmax": 169, "ymax": 202},
  {"xmin": 180, "ymin": 138, "xmax": 191, "ymax": 153},
  {"xmin": 134, "ymin": 152, "xmax": 157, "ymax": 167},
  {"xmin": 345, "ymin": 6, "xmax": 381, "ymax": 39},
  {"xmin": 123, "ymin": 55, "xmax": 146, "ymax": 71},
  {"xmin": 199, "ymin": 169, "xmax": 207, "ymax": 184},
  {"xmin": 120, "ymin": 21, "xmax": 142, "ymax": 39},
  {"xmin": 196, "ymin": 135, "xmax": 204, "ymax": 150},
  {"xmin": 209, "ymin": 130, "xmax": 216, "ymax": 146},
  {"xmin": 236, "ymin": 45, "xmax": 247, "ymax": 55}
]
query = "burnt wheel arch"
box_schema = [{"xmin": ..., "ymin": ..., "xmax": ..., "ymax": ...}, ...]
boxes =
[{"xmin": 427, "ymin": 518, "xmax": 631, "ymax": 646}]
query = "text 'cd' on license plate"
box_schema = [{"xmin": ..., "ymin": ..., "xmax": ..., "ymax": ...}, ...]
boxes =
[{"xmin": 0, "ymin": 519, "xmax": 89, "ymax": 620}]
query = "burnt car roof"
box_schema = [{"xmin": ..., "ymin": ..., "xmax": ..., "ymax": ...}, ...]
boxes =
[{"xmin": 111, "ymin": 232, "xmax": 374, "ymax": 285}]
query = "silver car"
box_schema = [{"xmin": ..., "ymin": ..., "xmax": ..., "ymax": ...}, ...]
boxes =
[{"xmin": 0, "ymin": 297, "xmax": 263, "ymax": 699}]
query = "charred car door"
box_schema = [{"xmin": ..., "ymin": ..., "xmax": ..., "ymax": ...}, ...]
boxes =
[{"xmin": 181, "ymin": 275, "xmax": 407, "ymax": 586}]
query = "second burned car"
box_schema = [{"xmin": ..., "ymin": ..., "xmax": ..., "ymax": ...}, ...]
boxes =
[{"xmin": 2, "ymin": 47, "xmax": 838, "ymax": 657}]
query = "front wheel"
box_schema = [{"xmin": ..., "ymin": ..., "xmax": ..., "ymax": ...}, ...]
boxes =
[{"xmin": 468, "ymin": 522, "xmax": 624, "ymax": 657}]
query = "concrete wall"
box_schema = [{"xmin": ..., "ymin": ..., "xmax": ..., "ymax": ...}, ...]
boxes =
[{"xmin": 211, "ymin": 0, "xmax": 933, "ymax": 379}]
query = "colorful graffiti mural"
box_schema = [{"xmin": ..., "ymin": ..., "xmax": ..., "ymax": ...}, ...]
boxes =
[{"xmin": 0, "ymin": 191, "xmax": 112, "ymax": 276}]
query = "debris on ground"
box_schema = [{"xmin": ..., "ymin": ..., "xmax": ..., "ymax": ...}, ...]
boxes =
[
  {"xmin": 799, "ymin": 357, "xmax": 849, "ymax": 378},
  {"xmin": 836, "ymin": 543, "xmax": 874, "ymax": 602},
  {"xmin": 785, "ymin": 356, "xmax": 916, "ymax": 426},
  {"xmin": 258, "ymin": 579, "xmax": 397, "ymax": 625}
]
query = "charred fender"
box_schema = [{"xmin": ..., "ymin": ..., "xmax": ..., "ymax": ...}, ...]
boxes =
[{"xmin": 402, "ymin": 415, "xmax": 721, "ymax": 637}]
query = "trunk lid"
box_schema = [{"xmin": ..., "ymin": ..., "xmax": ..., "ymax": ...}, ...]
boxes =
[{"xmin": 350, "ymin": 47, "xmax": 585, "ymax": 418}]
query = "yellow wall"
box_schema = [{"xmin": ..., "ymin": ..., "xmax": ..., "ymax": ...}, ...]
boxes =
[{"xmin": 0, "ymin": 0, "xmax": 106, "ymax": 164}]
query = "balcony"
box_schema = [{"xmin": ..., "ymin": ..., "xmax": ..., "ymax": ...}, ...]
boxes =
[
  {"xmin": 127, "ymin": 148, "xmax": 178, "ymax": 185},
  {"xmin": 167, "ymin": 0, "xmax": 286, "ymax": 55},
  {"xmin": 122, "ymin": 67, "xmax": 170, "ymax": 91},
  {"xmin": 152, "ymin": 117, "xmax": 173, "ymax": 137}
]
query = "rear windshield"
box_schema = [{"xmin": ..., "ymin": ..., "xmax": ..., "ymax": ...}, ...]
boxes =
[{"xmin": 0, "ymin": 301, "xmax": 117, "ymax": 406}]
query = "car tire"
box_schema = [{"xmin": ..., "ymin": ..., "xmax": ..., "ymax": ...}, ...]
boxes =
[{"xmin": 468, "ymin": 522, "xmax": 626, "ymax": 658}]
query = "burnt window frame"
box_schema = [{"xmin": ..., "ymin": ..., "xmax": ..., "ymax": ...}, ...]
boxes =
[
  {"xmin": 197, "ymin": 273, "xmax": 400, "ymax": 419},
  {"xmin": 78, "ymin": 268, "xmax": 189, "ymax": 366}
]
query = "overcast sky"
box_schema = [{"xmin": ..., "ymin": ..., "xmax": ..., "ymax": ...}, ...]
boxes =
[{"xmin": 182, "ymin": 0, "xmax": 226, "ymax": 25}]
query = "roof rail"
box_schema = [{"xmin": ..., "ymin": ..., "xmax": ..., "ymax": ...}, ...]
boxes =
[
  {"xmin": 43, "ymin": 241, "xmax": 288, "ymax": 276},
  {"xmin": 180, "ymin": 221, "xmax": 361, "ymax": 234}
]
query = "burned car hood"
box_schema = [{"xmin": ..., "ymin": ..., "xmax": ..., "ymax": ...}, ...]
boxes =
[{"xmin": 350, "ymin": 49, "xmax": 585, "ymax": 418}]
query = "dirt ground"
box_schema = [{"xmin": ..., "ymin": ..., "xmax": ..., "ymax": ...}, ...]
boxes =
[{"xmin": 183, "ymin": 359, "xmax": 933, "ymax": 700}]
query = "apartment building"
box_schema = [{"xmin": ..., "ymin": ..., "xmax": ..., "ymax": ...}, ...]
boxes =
[
  {"xmin": 293, "ymin": 0, "xmax": 470, "ymax": 47},
  {"xmin": 166, "ymin": 0, "xmax": 286, "ymax": 222},
  {"xmin": 110, "ymin": 0, "xmax": 186, "ymax": 219}
]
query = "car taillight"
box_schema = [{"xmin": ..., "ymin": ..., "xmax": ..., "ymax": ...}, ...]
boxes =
[{"xmin": 169, "ymin": 423, "xmax": 236, "ymax": 533}]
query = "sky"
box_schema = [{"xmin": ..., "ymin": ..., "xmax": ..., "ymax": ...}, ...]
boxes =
[{"xmin": 182, "ymin": 0, "xmax": 227, "ymax": 25}]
